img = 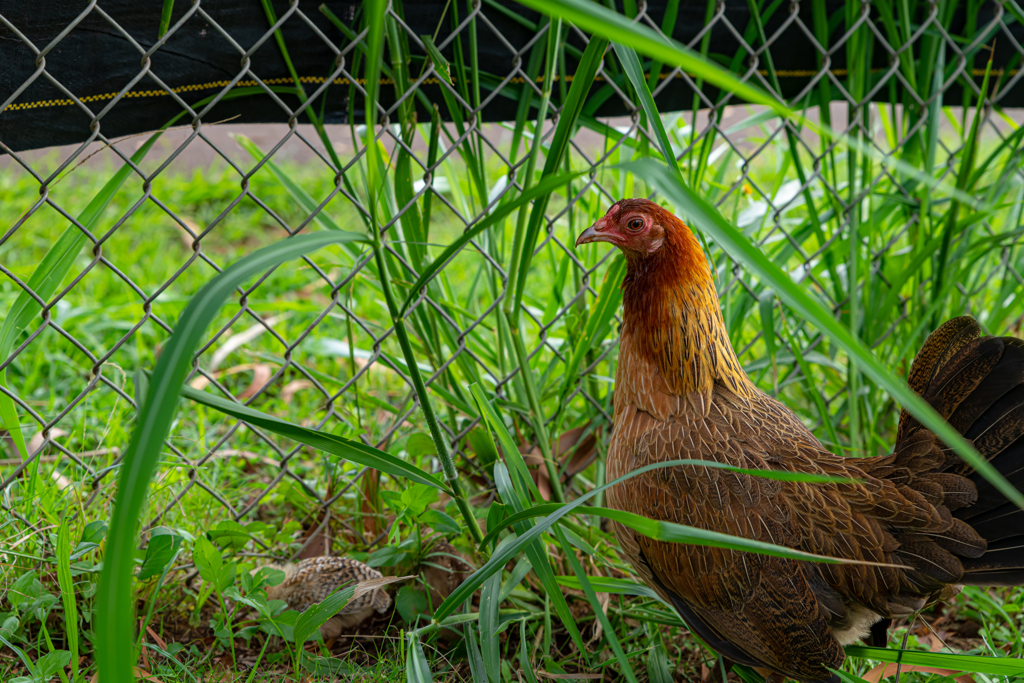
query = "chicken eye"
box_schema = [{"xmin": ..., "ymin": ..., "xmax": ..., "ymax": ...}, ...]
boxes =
[{"xmin": 627, "ymin": 218, "xmax": 644, "ymax": 231}]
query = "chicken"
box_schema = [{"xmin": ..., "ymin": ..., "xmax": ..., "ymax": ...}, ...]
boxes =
[
  {"xmin": 262, "ymin": 556, "xmax": 392, "ymax": 638},
  {"xmin": 575, "ymin": 198, "xmax": 1024, "ymax": 683}
]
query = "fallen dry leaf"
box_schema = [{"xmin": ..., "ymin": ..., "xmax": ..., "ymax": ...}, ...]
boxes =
[
  {"xmin": 209, "ymin": 313, "xmax": 290, "ymax": 370},
  {"xmin": 27, "ymin": 427, "xmax": 68, "ymax": 455},
  {"xmin": 188, "ymin": 362, "xmax": 273, "ymax": 400},
  {"xmin": 281, "ymin": 378, "xmax": 314, "ymax": 403},
  {"xmin": 146, "ymin": 624, "xmax": 168, "ymax": 651},
  {"xmin": 235, "ymin": 363, "xmax": 273, "ymax": 399},
  {"xmin": 351, "ymin": 574, "xmax": 416, "ymax": 602}
]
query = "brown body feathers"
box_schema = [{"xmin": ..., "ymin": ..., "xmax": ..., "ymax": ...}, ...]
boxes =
[
  {"xmin": 262, "ymin": 557, "xmax": 391, "ymax": 638},
  {"xmin": 576, "ymin": 199, "xmax": 1024, "ymax": 683}
]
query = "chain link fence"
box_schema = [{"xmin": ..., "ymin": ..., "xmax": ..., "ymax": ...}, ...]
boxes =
[{"xmin": 2, "ymin": 1, "xmax": 1024, "ymax": 562}]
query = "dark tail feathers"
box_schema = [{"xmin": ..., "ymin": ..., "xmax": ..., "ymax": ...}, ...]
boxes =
[{"xmin": 897, "ymin": 316, "xmax": 1024, "ymax": 587}]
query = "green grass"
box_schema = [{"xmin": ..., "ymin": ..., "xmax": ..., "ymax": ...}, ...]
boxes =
[{"xmin": 3, "ymin": 0, "xmax": 1024, "ymax": 681}]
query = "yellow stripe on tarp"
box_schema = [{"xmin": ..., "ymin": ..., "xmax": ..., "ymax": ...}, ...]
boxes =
[{"xmin": 2, "ymin": 68, "xmax": 1016, "ymax": 113}]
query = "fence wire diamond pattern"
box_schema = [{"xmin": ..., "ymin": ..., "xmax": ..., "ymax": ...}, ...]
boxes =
[{"xmin": 1, "ymin": 0, "xmax": 1023, "ymax": 563}]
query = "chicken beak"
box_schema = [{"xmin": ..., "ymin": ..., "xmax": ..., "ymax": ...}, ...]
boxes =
[{"xmin": 575, "ymin": 217, "xmax": 615, "ymax": 247}]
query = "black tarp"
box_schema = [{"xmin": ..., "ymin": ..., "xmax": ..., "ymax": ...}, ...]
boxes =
[{"xmin": 1, "ymin": 1, "xmax": 1020, "ymax": 153}]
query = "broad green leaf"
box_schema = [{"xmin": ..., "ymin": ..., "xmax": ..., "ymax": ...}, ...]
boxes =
[
  {"xmin": 193, "ymin": 536, "xmax": 222, "ymax": 585},
  {"xmin": 420, "ymin": 509, "xmax": 461, "ymax": 535},
  {"xmin": 138, "ymin": 530, "xmax": 183, "ymax": 581},
  {"xmin": 367, "ymin": 546, "xmax": 409, "ymax": 568},
  {"xmin": 36, "ymin": 649, "xmax": 72, "ymax": 678},
  {"xmin": 405, "ymin": 432, "xmax": 437, "ymax": 457},
  {"xmin": 395, "ymin": 585, "xmax": 429, "ymax": 624}
]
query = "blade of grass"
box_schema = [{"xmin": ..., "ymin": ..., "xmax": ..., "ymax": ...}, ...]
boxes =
[
  {"xmin": 513, "ymin": 0, "xmax": 788, "ymax": 117},
  {"xmin": 435, "ymin": 456, "xmax": 890, "ymax": 625},
  {"xmin": 932, "ymin": 51, "xmax": 993, "ymax": 324},
  {"xmin": 522, "ymin": 0, "xmax": 986, "ymax": 214},
  {"xmin": 55, "ymin": 517, "xmax": 79, "ymax": 683},
  {"xmin": 94, "ymin": 231, "xmax": 368, "ymax": 683},
  {"xmin": 158, "ymin": 0, "xmax": 175, "ymax": 38},
  {"xmin": 556, "ymin": 575, "xmax": 659, "ymax": 598},
  {"xmin": 484, "ymin": 417, "xmax": 589, "ymax": 660},
  {"xmin": 553, "ymin": 522, "xmax": 639, "ymax": 683},
  {"xmin": 479, "ymin": 541, "xmax": 503, "ymax": 683},
  {"xmin": 180, "ymin": 384, "xmax": 448, "ymax": 491},
  {"xmin": 553, "ymin": 253, "xmax": 626, "ymax": 430},
  {"xmin": 507, "ymin": 34, "xmax": 609, "ymax": 323},
  {"xmin": 361, "ymin": 0, "xmax": 484, "ymax": 545},
  {"xmin": 406, "ymin": 633, "xmax": 434, "ymax": 683},
  {"xmin": 0, "ymin": 84, "xmax": 301, "ymax": 464},
  {"xmin": 612, "ymin": 43, "xmax": 682, "ymax": 181},
  {"xmin": 844, "ymin": 646, "xmax": 1024, "ymax": 676},
  {"xmin": 398, "ymin": 170, "xmax": 587, "ymax": 317},
  {"xmin": 502, "ymin": 33, "xmax": 609, "ymax": 503},
  {"xmin": 0, "ymin": 130, "xmax": 166, "ymax": 464}
]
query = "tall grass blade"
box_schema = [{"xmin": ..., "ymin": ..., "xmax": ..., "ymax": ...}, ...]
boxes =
[
  {"xmin": 55, "ymin": 518, "xmax": 79, "ymax": 683},
  {"xmin": 0, "ymin": 130, "xmax": 165, "ymax": 462},
  {"xmin": 95, "ymin": 231, "xmax": 368, "ymax": 683},
  {"xmin": 613, "ymin": 43, "xmax": 682, "ymax": 180},
  {"xmin": 0, "ymin": 84, "xmax": 302, "ymax": 464},
  {"xmin": 554, "ymin": 254, "xmax": 626, "ymax": 427},
  {"xmin": 844, "ymin": 646, "xmax": 1024, "ymax": 676},
  {"xmin": 406, "ymin": 634, "xmax": 434, "ymax": 683},
  {"xmin": 479, "ymin": 550, "xmax": 503, "ymax": 683},
  {"xmin": 181, "ymin": 384, "xmax": 448, "ymax": 491},
  {"xmin": 293, "ymin": 585, "xmax": 355, "ymax": 647},
  {"xmin": 514, "ymin": 0, "xmax": 788, "ymax": 117},
  {"xmin": 399, "ymin": 170, "xmax": 587, "ymax": 316},
  {"xmin": 435, "ymin": 456, "xmax": 880, "ymax": 624},
  {"xmin": 508, "ymin": 35, "xmax": 609, "ymax": 321}
]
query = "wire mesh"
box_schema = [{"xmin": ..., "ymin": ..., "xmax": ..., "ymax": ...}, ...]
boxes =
[{"xmin": 1, "ymin": 1, "xmax": 1023, "ymax": 562}]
